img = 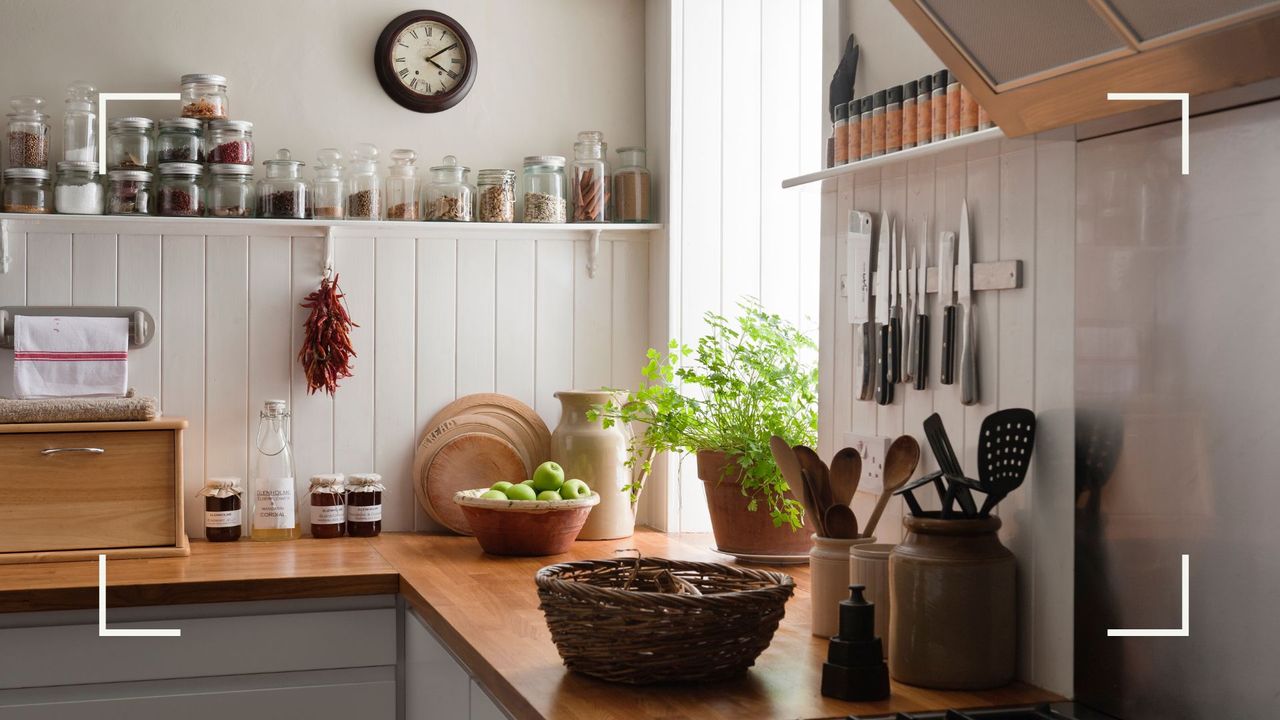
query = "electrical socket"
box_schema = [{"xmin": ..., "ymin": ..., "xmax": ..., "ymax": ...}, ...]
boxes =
[{"xmin": 842, "ymin": 433, "xmax": 891, "ymax": 494}]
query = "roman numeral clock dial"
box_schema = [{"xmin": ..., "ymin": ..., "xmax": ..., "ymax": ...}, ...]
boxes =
[{"xmin": 375, "ymin": 10, "xmax": 476, "ymax": 113}]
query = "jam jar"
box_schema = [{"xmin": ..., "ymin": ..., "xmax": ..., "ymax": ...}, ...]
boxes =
[
  {"xmin": 199, "ymin": 477, "xmax": 243, "ymax": 542},
  {"xmin": 2, "ymin": 168, "xmax": 52, "ymax": 213},
  {"xmin": 156, "ymin": 118, "xmax": 204, "ymax": 163},
  {"xmin": 308, "ymin": 474, "xmax": 346, "ymax": 538},
  {"xmin": 107, "ymin": 117, "xmax": 154, "ymax": 170},
  {"xmin": 345, "ymin": 473, "xmax": 384, "ymax": 537},
  {"xmin": 208, "ymin": 163, "xmax": 255, "ymax": 218}
]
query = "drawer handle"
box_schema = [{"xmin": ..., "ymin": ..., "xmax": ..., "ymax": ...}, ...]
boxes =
[{"xmin": 41, "ymin": 447, "xmax": 106, "ymax": 456}]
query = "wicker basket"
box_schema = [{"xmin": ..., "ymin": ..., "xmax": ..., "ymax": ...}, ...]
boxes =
[{"xmin": 535, "ymin": 557, "xmax": 796, "ymax": 684}]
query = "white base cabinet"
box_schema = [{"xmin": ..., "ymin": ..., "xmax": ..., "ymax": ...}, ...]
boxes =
[{"xmin": 404, "ymin": 608, "xmax": 512, "ymax": 720}]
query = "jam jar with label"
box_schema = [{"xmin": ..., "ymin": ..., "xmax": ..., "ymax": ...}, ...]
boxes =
[
  {"xmin": 346, "ymin": 473, "xmax": 384, "ymax": 537},
  {"xmin": 198, "ymin": 477, "xmax": 243, "ymax": 542},
  {"xmin": 308, "ymin": 474, "xmax": 346, "ymax": 538}
]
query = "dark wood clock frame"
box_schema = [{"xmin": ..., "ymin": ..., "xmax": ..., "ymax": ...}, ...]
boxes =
[{"xmin": 374, "ymin": 9, "xmax": 477, "ymax": 113}]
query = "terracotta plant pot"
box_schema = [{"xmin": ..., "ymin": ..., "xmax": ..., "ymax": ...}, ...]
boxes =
[
  {"xmin": 696, "ymin": 450, "xmax": 812, "ymax": 557},
  {"xmin": 454, "ymin": 489, "xmax": 600, "ymax": 557}
]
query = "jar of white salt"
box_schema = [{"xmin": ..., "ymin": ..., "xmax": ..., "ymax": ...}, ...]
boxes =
[{"xmin": 54, "ymin": 160, "xmax": 103, "ymax": 214}]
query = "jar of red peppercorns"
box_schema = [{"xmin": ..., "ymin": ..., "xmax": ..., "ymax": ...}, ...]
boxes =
[
  {"xmin": 308, "ymin": 474, "xmax": 346, "ymax": 538},
  {"xmin": 346, "ymin": 473, "xmax": 384, "ymax": 537},
  {"xmin": 157, "ymin": 162, "xmax": 204, "ymax": 217},
  {"xmin": 206, "ymin": 120, "xmax": 253, "ymax": 165}
]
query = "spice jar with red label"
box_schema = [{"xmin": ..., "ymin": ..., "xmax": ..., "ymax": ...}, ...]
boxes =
[
  {"xmin": 885, "ymin": 85, "xmax": 903, "ymax": 154},
  {"xmin": 870, "ymin": 90, "xmax": 886, "ymax": 158},
  {"xmin": 308, "ymin": 474, "xmax": 346, "ymax": 538},
  {"xmin": 931, "ymin": 70, "xmax": 948, "ymax": 144},
  {"xmin": 916, "ymin": 75, "xmax": 932, "ymax": 148},
  {"xmin": 199, "ymin": 477, "xmax": 243, "ymax": 542},
  {"xmin": 346, "ymin": 473, "xmax": 384, "ymax": 537}
]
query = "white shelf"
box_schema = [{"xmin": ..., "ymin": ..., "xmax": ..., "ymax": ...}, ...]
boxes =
[{"xmin": 781, "ymin": 127, "xmax": 1006, "ymax": 188}]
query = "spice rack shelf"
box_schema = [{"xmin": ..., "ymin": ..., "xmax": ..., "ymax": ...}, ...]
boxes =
[{"xmin": 781, "ymin": 126, "xmax": 1006, "ymax": 189}]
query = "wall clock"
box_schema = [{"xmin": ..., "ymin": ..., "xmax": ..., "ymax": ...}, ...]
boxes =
[{"xmin": 374, "ymin": 10, "xmax": 477, "ymax": 113}]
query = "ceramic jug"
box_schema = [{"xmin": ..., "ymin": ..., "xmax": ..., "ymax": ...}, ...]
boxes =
[{"xmin": 550, "ymin": 390, "xmax": 648, "ymax": 540}]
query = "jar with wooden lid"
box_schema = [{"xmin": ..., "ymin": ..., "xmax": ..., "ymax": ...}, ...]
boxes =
[
  {"xmin": 198, "ymin": 477, "xmax": 243, "ymax": 542},
  {"xmin": 612, "ymin": 147, "xmax": 650, "ymax": 223},
  {"xmin": 3, "ymin": 168, "xmax": 52, "ymax": 213},
  {"xmin": 346, "ymin": 473, "xmax": 384, "ymax": 537},
  {"xmin": 308, "ymin": 474, "xmax": 346, "ymax": 538}
]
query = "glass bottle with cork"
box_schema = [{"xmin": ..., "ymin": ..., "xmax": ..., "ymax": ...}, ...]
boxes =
[
  {"xmin": 346, "ymin": 473, "xmax": 385, "ymax": 538},
  {"xmin": 199, "ymin": 477, "xmax": 243, "ymax": 542},
  {"xmin": 308, "ymin": 474, "xmax": 346, "ymax": 539},
  {"xmin": 252, "ymin": 399, "xmax": 297, "ymax": 542}
]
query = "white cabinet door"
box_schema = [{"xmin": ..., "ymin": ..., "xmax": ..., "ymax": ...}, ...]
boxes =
[
  {"xmin": 469, "ymin": 679, "xmax": 510, "ymax": 720},
  {"xmin": 404, "ymin": 608, "xmax": 471, "ymax": 720}
]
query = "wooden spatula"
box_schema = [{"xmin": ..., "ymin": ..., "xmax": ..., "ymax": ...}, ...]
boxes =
[{"xmin": 793, "ymin": 445, "xmax": 834, "ymax": 515}]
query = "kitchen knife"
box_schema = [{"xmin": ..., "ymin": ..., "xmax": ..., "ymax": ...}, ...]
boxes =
[
  {"xmin": 887, "ymin": 219, "xmax": 901, "ymax": 386},
  {"xmin": 874, "ymin": 214, "xmax": 893, "ymax": 406},
  {"xmin": 939, "ymin": 230, "xmax": 957, "ymax": 385},
  {"xmin": 846, "ymin": 210, "xmax": 875, "ymax": 401},
  {"xmin": 958, "ymin": 199, "xmax": 978, "ymax": 406},
  {"xmin": 913, "ymin": 218, "xmax": 930, "ymax": 391},
  {"xmin": 902, "ymin": 238, "xmax": 916, "ymax": 385}
]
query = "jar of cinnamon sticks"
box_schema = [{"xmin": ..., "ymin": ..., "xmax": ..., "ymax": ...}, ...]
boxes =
[{"xmin": 570, "ymin": 130, "xmax": 610, "ymax": 223}]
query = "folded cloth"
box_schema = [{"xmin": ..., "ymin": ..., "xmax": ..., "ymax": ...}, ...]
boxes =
[
  {"xmin": 13, "ymin": 316, "xmax": 129, "ymax": 399},
  {"xmin": 0, "ymin": 389, "xmax": 158, "ymax": 424}
]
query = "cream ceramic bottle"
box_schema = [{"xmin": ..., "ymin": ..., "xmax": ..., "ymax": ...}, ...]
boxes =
[{"xmin": 550, "ymin": 391, "xmax": 646, "ymax": 540}]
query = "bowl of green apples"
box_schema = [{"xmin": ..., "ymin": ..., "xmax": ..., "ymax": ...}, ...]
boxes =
[{"xmin": 454, "ymin": 461, "xmax": 599, "ymax": 556}]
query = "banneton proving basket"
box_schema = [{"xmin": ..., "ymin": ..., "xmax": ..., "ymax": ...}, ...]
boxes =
[{"xmin": 535, "ymin": 557, "xmax": 795, "ymax": 684}]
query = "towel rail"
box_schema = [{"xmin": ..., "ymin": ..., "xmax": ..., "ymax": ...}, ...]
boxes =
[{"xmin": 0, "ymin": 306, "xmax": 155, "ymax": 349}]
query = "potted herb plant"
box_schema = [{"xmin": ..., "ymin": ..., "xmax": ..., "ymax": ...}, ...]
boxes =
[{"xmin": 592, "ymin": 300, "xmax": 818, "ymax": 556}]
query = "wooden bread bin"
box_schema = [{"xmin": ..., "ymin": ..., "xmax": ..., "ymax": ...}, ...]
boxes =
[{"xmin": 0, "ymin": 418, "xmax": 189, "ymax": 564}]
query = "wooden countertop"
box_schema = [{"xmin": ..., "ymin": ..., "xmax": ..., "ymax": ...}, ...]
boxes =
[{"xmin": 0, "ymin": 531, "xmax": 1060, "ymax": 719}]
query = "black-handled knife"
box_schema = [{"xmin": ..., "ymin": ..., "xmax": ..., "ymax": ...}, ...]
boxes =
[
  {"xmin": 913, "ymin": 312, "xmax": 929, "ymax": 391},
  {"xmin": 876, "ymin": 323, "xmax": 893, "ymax": 406},
  {"xmin": 887, "ymin": 219, "xmax": 901, "ymax": 385},
  {"xmin": 913, "ymin": 221, "xmax": 929, "ymax": 391},
  {"xmin": 938, "ymin": 230, "xmax": 957, "ymax": 386},
  {"xmin": 941, "ymin": 304, "xmax": 956, "ymax": 385}
]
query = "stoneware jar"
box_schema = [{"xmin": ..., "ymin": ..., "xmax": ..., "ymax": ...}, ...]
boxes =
[
  {"xmin": 850, "ymin": 543, "xmax": 895, "ymax": 656},
  {"xmin": 550, "ymin": 391, "xmax": 646, "ymax": 540},
  {"xmin": 889, "ymin": 515, "xmax": 1016, "ymax": 689},
  {"xmin": 810, "ymin": 533, "xmax": 877, "ymax": 637}
]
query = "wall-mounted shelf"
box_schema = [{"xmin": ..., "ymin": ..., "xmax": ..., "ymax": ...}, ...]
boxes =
[{"xmin": 781, "ymin": 127, "xmax": 1005, "ymax": 189}]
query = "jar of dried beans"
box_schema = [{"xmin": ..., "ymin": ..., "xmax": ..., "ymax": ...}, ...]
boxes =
[
  {"xmin": 384, "ymin": 148, "xmax": 421, "ymax": 220},
  {"xmin": 612, "ymin": 146, "xmax": 650, "ymax": 222},
  {"xmin": 156, "ymin": 118, "xmax": 204, "ymax": 164},
  {"xmin": 7, "ymin": 96, "xmax": 50, "ymax": 169},
  {"xmin": 308, "ymin": 474, "xmax": 346, "ymax": 539},
  {"xmin": 571, "ymin": 131, "xmax": 610, "ymax": 222},
  {"xmin": 107, "ymin": 117, "xmax": 154, "ymax": 170},
  {"xmin": 258, "ymin": 148, "xmax": 309, "ymax": 219},
  {"xmin": 311, "ymin": 148, "xmax": 345, "ymax": 219},
  {"xmin": 345, "ymin": 473, "xmax": 384, "ymax": 537},
  {"xmin": 180, "ymin": 73, "xmax": 228, "ymax": 120},
  {"xmin": 522, "ymin": 155, "xmax": 567, "ymax": 223},
  {"xmin": 345, "ymin": 143, "xmax": 381, "ymax": 220},
  {"xmin": 55, "ymin": 161, "xmax": 103, "ymax": 215},
  {"xmin": 425, "ymin": 154, "xmax": 473, "ymax": 221},
  {"xmin": 107, "ymin": 170, "xmax": 153, "ymax": 215},
  {"xmin": 157, "ymin": 162, "xmax": 205, "ymax": 217},
  {"xmin": 208, "ymin": 163, "xmax": 255, "ymax": 218},
  {"xmin": 476, "ymin": 169, "xmax": 515, "ymax": 223},
  {"xmin": 206, "ymin": 119, "xmax": 253, "ymax": 165},
  {"xmin": 2, "ymin": 168, "xmax": 52, "ymax": 214}
]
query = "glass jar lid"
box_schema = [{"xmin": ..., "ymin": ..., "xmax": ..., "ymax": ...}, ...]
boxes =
[
  {"xmin": 198, "ymin": 477, "xmax": 242, "ymax": 497},
  {"xmin": 209, "ymin": 163, "xmax": 254, "ymax": 176},
  {"xmin": 574, "ymin": 130, "xmax": 605, "ymax": 159},
  {"xmin": 7, "ymin": 95, "xmax": 48, "ymax": 121},
  {"xmin": 262, "ymin": 398, "xmax": 289, "ymax": 416},
  {"xmin": 477, "ymin": 168, "xmax": 516, "ymax": 182},
  {"xmin": 429, "ymin": 154, "xmax": 468, "ymax": 182},
  {"xmin": 524, "ymin": 155, "xmax": 566, "ymax": 168},
  {"xmin": 208, "ymin": 119, "xmax": 253, "ymax": 133},
  {"xmin": 263, "ymin": 148, "xmax": 304, "ymax": 178},
  {"xmin": 315, "ymin": 148, "xmax": 343, "ymax": 178},
  {"xmin": 109, "ymin": 116, "xmax": 155, "ymax": 131},
  {"xmin": 388, "ymin": 148, "xmax": 418, "ymax": 177},
  {"xmin": 108, "ymin": 169, "xmax": 153, "ymax": 182},
  {"xmin": 56, "ymin": 160, "xmax": 98, "ymax": 175},
  {"xmin": 65, "ymin": 81, "xmax": 95, "ymax": 112},
  {"xmin": 348, "ymin": 143, "xmax": 379, "ymax": 173},
  {"xmin": 158, "ymin": 117, "xmax": 202, "ymax": 132},
  {"xmin": 181, "ymin": 73, "xmax": 227, "ymax": 87},
  {"xmin": 158, "ymin": 162, "xmax": 203, "ymax": 177},
  {"xmin": 3, "ymin": 168, "xmax": 50, "ymax": 180},
  {"xmin": 348, "ymin": 473, "xmax": 385, "ymax": 490}
]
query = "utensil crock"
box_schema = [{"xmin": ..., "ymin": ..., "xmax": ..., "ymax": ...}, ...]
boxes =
[
  {"xmin": 850, "ymin": 543, "xmax": 895, "ymax": 656},
  {"xmin": 809, "ymin": 533, "xmax": 877, "ymax": 637}
]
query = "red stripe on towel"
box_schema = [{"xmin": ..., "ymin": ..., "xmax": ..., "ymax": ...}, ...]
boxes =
[{"xmin": 14, "ymin": 353, "xmax": 129, "ymax": 361}]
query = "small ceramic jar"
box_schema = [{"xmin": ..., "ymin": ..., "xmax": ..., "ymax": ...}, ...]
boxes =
[
  {"xmin": 850, "ymin": 543, "xmax": 895, "ymax": 657},
  {"xmin": 809, "ymin": 533, "xmax": 877, "ymax": 638}
]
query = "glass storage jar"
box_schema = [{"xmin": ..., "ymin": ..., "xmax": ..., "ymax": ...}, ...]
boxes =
[
  {"xmin": 258, "ymin": 148, "xmax": 309, "ymax": 219},
  {"xmin": 156, "ymin": 117, "xmax": 203, "ymax": 163},
  {"xmin": 310, "ymin": 148, "xmax": 344, "ymax": 219},
  {"xmin": 346, "ymin": 473, "xmax": 384, "ymax": 537},
  {"xmin": 424, "ymin": 154, "xmax": 473, "ymax": 221},
  {"xmin": 384, "ymin": 148, "xmax": 421, "ymax": 220},
  {"xmin": 308, "ymin": 474, "xmax": 346, "ymax": 539},
  {"xmin": 106, "ymin": 169, "xmax": 153, "ymax": 215},
  {"xmin": 206, "ymin": 119, "xmax": 253, "ymax": 165},
  {"xmin": 54, "ymin": 161, "xmax": 103, "ymax": 215},
  {"xmin": 180, "ymin": 73, "xmax": 228, "ymax": 120},
  {"xmin": 63, "ymin": 82, "xmax": 96, "ymax": 162},
  {"xmin": 522, "ymin": 155, "xmax": 567, "ymax": 223},
  {"xmin": 199, "ymin": 477, "xmax": 243, "ymax": 543},
  {"xmin": 612, "ymin": 146, "xmax": 650, "ymax": 222},
  {"xmin": 345, "ymin": 143, "xmax": 381, "ymax": 220},
  {"xmin": 7, "ymin": 96, "xmax": 50, "ymax": 169},
  {"xmin": 107, "ymin": 117, "xmax": 154, "ymax": 170},
  {"xmin": 476, "ymin": 169, "xmax": 516, "ymax": 223},
  {"xmin": 571, "ymin": 131, "xmax": 610, "ymax": 222},
  {"xmin": 2, "ymin": 168, "xmax": 52, "ymax": 213},
  {"xmin": 208, "ymin": 163, "xmax": 255, "ymax": 218},
  {"xmin": 157, "ymin": 162, "xmax": 204, "ymax": 217}
]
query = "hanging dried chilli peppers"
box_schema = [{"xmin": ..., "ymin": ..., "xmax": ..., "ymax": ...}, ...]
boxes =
[{"xmin": 298, "ymin": 274, "xmax": 358, "ymax": 395}]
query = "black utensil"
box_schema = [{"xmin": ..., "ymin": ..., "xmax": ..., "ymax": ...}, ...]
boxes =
[
  {"xmin": 922, "ymin": 413, "xmax": 977, "ymax": 517},
  {"xmin": 876, "ymin": 324, "xmax": 893, "ymax": 405},
  {"xmin": 913, "ymin": 311, "xmax": 928, "ymax": 391},
  {"xmin": 977, "ymin": 408, "xmax": 1037, "ymax": 516},
  {"xmin": 940, "ymin": 304, "xmax": 956, "ymax": 385}
]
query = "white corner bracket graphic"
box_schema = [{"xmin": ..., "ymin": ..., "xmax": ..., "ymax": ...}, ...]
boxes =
[
  {"xmin": 1108, "ymin": 554, "xmax": 1189, "ymax": 637},
  {"xmin": 99, "ymin": 554, "xmax": 181, "ymax": 637},
  {"xmin": 1107, "ymin": 92, "xmax": 1190, "ymax": 175},
  {"xmin": 97, "ymin": 93, "xmax": 182, "ymax": 174}
]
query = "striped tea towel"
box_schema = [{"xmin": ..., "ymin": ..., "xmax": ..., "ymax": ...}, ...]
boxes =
[{"xmin": 13, "ymin": 316, "xmax": 129, "ymax": 398}]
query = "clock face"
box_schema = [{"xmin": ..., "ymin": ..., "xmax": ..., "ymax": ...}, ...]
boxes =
[{"xmin": 375, "ymin": 10, "xmax": 477, "ymax": 113}]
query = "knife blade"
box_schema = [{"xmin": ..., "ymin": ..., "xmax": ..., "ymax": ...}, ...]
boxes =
[
  {"xmin": 913, "ymin": 217, "xmax": 930, "ymax": 391},
  {"xmin": 874, "ymin": 214, "xmax": 893, "ymax": 406},
  {"xmin": 887, "ymin": 219, "xmax": 902, "ymax": 386},
  {"xmin": 903, "ymin": 232, "xmax": 916, "ymax": 385},
  {"xmin": 958, "ymin": 199, "xmax": 978, "ymax": 405},
  {"xmin": 939, "ymin": 230, "xmax": 957, "ymax": 385},
  {"xmin": 847, "ymin": 210, "xmax": 875, "ymax": 401}
]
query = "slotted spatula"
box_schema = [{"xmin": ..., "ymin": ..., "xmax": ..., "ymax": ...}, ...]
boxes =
[{"xmin": 976, "ymin": 408, "xmax": 1037, "ymax": 516}]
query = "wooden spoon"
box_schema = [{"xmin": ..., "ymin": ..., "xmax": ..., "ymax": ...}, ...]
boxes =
[
  {"xmin": 829, "ymin": 447, "xmax": 862, "ymax": 507},
  {"xmin": 863, "ymin": 435, "xmax": 921, "ymax": 539},
  {"xmin": 793, "ymin": 445, "xmax": 834, "ymax": 516},
  {"xmin": 799, "ymin": 468, "xmax": 828, "ymax": 537},
  {"xmin": 824, "ymin": 503, "xmax": 859, "ymax": 539},
  {"xmin": 771, "ymin": 436, "xmax": 823, "ymax": 535}
]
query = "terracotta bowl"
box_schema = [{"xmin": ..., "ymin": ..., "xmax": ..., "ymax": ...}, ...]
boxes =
[{"xmin": 453, "ymin": 488, "xmax": 600, "ymax": 556}]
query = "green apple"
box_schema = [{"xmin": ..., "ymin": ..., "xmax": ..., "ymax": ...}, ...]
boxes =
[
  {"xmin": 559, "ymin": 478, "xmax": 591, "ymax": 500},
  {"xmin": 537, "ymin": 490, "xmax": 562, "ymax": 502},
  {"xmin": 479, "ymin": 489, "xmax": 508, "ymax": 500},
  {"xmin": 504, "ymin": 483, "xmax": 538, "ymax": 501},
  {"xmin": 489, "ymin": 481, "xmax": 514, "ymax": 493},
  {"xmin": 531, "ymin": 461, "xmax": 565, "ymax": 492},
  {"xmin": 521, "ymin": 479, "xmax": 535, "ymax": 486}
]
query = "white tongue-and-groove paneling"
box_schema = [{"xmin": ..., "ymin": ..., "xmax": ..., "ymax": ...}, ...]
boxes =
[{"xmin": 0, "ymin": 220, "xmax": 655, "ymax": 537}]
